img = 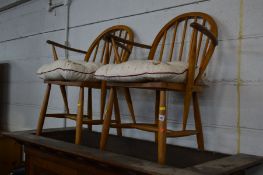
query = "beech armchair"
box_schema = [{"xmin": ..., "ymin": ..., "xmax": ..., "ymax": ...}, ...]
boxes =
[
  {"xmin": 96, "ymin": 12, "xmax": 218, "ymax": 164},
  {"xmin": 36, "ymin": 25, "xmax": 135, "ymax": 144}
]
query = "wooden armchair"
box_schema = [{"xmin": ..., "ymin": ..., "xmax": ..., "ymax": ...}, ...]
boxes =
[
  {"xmin": 97, "ymin": 12, "xmax": 218, "ymax": 164},
  {"xmin": 36, "ymin": 25, "xmax": 135, "ymax": 144}
]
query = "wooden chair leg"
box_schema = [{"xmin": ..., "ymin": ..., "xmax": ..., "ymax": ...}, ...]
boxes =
[
  {"xmin": 158, "ymin": 90, "xmax": 167, "ymax": 165},
  {"xmin": 123, "ymin": 88, "xmax": 136, "ymax": 123},
  {"xmin": 182, "ymin": 90, "xmax": 193, "ymax": 130},
  {"xmin": 59, "ymin": 85, "xmax": 69, "ymax": 114},
  {"xmin": 36, "ymin": 84, "xmax": 51, "ymax": 135},
  {"xmin": 87, "ymin": 88, "xmax": 93, "ymax": 131},
  {"xmin": 193, "ymin": 92, "xmax": 204, "ymax": 150},
  {"xmin": 155, "ymin": 90, "xmax": 160, "ymax": 142},
  {"xmin": 113, "ymin": 88, "xmax": 122, "ymax": 136},
  {"xmin": 100, "ymin": 81, "xmax": 107, "ymax": 121},
  {"xmin": 75, "ymin": 87, "xmax": 84, "ymax": 144},
  {"xmin": 100, "ymin": 88, "xmax": 114, "ymax": 150}
]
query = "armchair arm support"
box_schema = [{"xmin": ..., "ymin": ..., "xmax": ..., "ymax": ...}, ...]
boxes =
[
  {"xmin": 46, "ymin": 40, "xmax": 87, "ymax": 54},
  {"xmin": 190, "ymin": 22, "xmax": 218, "ymax": 46},
  {"xmin": 105, "ymin": 34, "xmax": 152, "ymax": 49},
  {"xmin": 102, "ymin": 35, "xmax": 132, "ymax": 54}
]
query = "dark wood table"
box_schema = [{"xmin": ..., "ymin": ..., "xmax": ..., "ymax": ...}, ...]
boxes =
[
  {"xmin": 0, "ymin": 133, "xmax": 22, "ymax": 175},
  {"xmin": 3, "ymin": 128, "xmax": 263, "ymax": 175}
]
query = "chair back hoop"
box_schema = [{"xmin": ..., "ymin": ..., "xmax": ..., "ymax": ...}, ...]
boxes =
[
  {"xmin": 84, "ymin": 25, "xmax": 134, "ymax": 64},
  {"xmin": 148, "ymin": 12, "xmax": 218, "ymax": 83}
]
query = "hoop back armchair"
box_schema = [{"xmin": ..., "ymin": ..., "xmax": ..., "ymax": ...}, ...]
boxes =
[
  {"xmin": 97, "ymin": 12, "xmax": 218, "ymax": 164},
  {"xmin": 36, "ymin": 25, "xmax": 135, "ymax": 144}
]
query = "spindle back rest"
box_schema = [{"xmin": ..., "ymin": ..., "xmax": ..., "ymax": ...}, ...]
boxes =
[{"xmin": 148, "ymin": 12, "xmax": 218, "ymax": 83}]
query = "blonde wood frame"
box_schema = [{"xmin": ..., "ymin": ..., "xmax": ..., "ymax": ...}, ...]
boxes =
[
  {"xmin": 36, "ymin": 25, "xmax": 135, "ymax": 145},
  {"xmin": 100, "ymin": 12, "xmax": 218, "ymax": 164}
]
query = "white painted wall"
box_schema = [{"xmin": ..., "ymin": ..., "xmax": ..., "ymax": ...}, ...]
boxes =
[{"xmin": 0, "ymin": 0, "xmax": 263, "ymax": 172}]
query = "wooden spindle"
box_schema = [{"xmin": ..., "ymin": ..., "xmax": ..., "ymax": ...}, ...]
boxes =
[
  {"xmin": 200, "ymin": 37, "xmax": 210, "ymax": 67},
  {"xmin": 92, "ymin": 41, "xmax": 100, "ymax": 62},
  {"xmin": 52, "ymin": 45, "xmax": 58, "ymax": 61},
  {"xmin": 108, "ymin": 32, "xmax": 115, "ymax": 60},
  {"xmin": 159, "ymin": 30, "xmax": 167, "ymax": 61},
  {"xmin": 100, "ymin": 41, "xmax": 107, "ymax": 63},
  {"xmin": 178, "ymin": 19, "xmax": 188, "ymax": 61},
  {"xmin": 120, "ymin": 31, "xmax": 128, "ymax": 60},
  {"xmin": 111, "ymin": 38, "xmax": 121, "ymax": 64},
  {"xmin": 168, "ymin": 23, "xmax": 178, "ymax": 61},
  {"xmin": 196, "ymin": 19, "xmax": 206, "ymax": 63},
  {"xmin": 104, "ymin": 41, "xmax": 110, "ymax": 64}
]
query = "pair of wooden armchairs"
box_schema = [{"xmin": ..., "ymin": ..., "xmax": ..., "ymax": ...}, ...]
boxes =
[{"xmin": 36, "ymin": 12, "xmax": 218, "ymax": 164}]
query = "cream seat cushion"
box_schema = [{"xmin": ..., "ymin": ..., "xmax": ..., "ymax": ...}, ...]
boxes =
[
  {"xmin": 95, "ymin": 60, "xmax": 196, "ymax": 83},
  {"xmin": 37, "ymin": 60, "xmax": 102, "ymax": 81}
]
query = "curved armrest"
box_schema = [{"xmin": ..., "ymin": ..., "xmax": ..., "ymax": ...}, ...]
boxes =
[
  {"xmin": 46, "ymin": 40, "xmax": 87, "ymax": 54},
  {"xmin": 190, "ymin": 22, "xmax": 218, "ymax": 46},
  {"xmin": 104, "ymin": 34, "xmax": 152, "ymax": 49}
]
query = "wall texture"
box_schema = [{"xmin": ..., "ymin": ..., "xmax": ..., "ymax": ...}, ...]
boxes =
[{"xmin": 0, "ymin": 0, "xmax": 263, "ymax": 168}]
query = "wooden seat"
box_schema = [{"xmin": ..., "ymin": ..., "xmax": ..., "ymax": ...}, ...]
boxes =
[
  {"xmin": 99, "ymin": 12, "xmax": 218, "ymax": 164},
  {"xmin": 36, "ymin": 25, "xmax": 135, "ymax": 144}
]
